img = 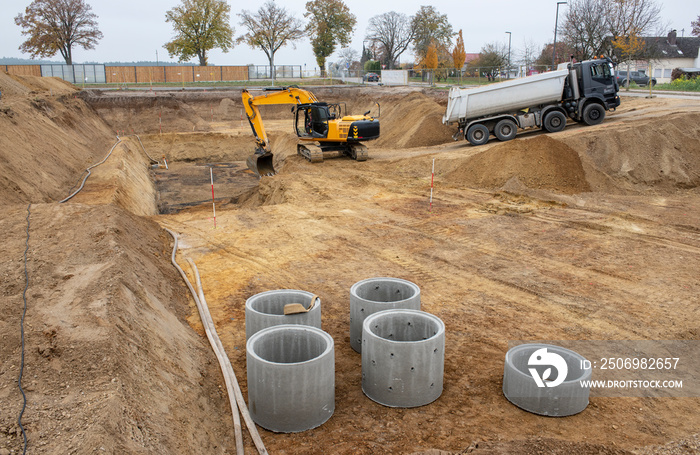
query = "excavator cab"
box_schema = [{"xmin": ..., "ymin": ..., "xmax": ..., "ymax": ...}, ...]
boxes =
[{"xmin": 295, "ymin": 103, "xmax": 336, "ymax": 139}]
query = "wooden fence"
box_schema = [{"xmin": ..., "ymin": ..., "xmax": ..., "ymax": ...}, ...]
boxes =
[
  {"xmin": 4, "ymin": 64, "xmax": 249, "ymax": 83},
  {"xmin": 4, "ymin": 65, "xmax": 42, "ymax": 77}
]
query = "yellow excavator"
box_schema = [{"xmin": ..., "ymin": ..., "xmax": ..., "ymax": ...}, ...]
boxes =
[{"xmin": 242, "ymin": 86, "xmax": 380, "ymax": 176}]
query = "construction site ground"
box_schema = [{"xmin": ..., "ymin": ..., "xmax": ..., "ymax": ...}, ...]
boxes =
[{"xmin": 0, "ymin": 73, "xmax": 699, "ymax": 455}]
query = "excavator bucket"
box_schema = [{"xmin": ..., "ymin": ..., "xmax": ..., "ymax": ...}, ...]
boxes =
[{"xmin": 246, "ymin": 150, "xmax": 276, "ymax": 177}]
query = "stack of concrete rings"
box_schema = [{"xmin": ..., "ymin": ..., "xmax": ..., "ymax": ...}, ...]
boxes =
[
  {"xmin": 361, "ymin": 309, "xmax": 445, "ymax": 407},
  {"xmin": 245, "ymin": 290, "xmax": 333, "ymax": 432},
  {"xmin": 503, "ymin": 343, "xmax": 591, "ymax": 416},
  {"xmin": 350, "ymin": 277, "xmax": 421, "ymax": 353}
]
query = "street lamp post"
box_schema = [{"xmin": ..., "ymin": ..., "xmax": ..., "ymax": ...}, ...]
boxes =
[
  {"xmin": 505, "ymin": 31, "xmax": 511, "ymax": 79},
  {"xmin": 552, "ymin": 1, "xmax": 567, "ymax": 70}
]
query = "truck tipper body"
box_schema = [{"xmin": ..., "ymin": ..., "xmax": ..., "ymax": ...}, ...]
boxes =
[{"xmin": 443, "ymin": 57, "xmax": 621, "ymax": 146}]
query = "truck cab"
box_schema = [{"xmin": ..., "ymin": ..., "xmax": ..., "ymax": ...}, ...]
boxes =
[{"xmin": 570, "ymin": 58, "xmax": 620, "ymax": 113}]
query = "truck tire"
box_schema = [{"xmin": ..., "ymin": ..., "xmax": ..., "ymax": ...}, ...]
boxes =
[
  {"xmin": 543, "ymin": 111, "xmax": 566, "ymax": 133},
  {"xmin": 494, "ymin": 119, "xmax": 517, "ymax": 142},
  {"xmin": 466, "ymin": 124, "xmax": 490, "ymax": 146},
  {"xmin": 582, "ymin": 103, "xmax": 605, "ymax": 126}
]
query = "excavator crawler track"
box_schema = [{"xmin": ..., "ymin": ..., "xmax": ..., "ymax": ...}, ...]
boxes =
[
  {"xmin": 297, "ymin": 144, "xmax": 324, "ymax": 163},
  {"xmin": 348, "ymin": 144, "xmax": 368, "ymax": 161}
]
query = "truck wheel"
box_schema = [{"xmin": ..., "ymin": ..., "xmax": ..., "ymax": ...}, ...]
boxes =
[
  {"xmin": 543, "ymin": 111, "xmax": 566, "ymax": 133},
  {"xmin": 466, "ymin": 124, "xmax": 490, "ymax": 146},
  {"xmin": 494, "ymin": 119, "xmax": 517, "ymax": 142},
  {"xmin": 582, "ymin": 103, "xmax": 605, "ymax": 126}
]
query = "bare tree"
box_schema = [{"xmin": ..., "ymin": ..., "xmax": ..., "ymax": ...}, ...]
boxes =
[
  {"xmin": 515, "ymin": 38, "xmax": 542, "ymax": 74},
  {"xmin": 336, "ymin": 47, "xmax": 359, "ymax": 69},
  {"xmin": 238, "ymin": 0, "xmax": 305, "ymax": 81},
  {"xmin": 14, "ymin": 0, "xmax": 103, "ymax": 64},
  {"xmin": 365, "ymin": 11, "xmax": 414, "ymax": 69},
  {"xmin": 561, "ymin": 0, "xmax": 608, "ymax": 61},
  {"xmin": 605, "ymin": 0, "xmax": 662, "ymax": 38}
]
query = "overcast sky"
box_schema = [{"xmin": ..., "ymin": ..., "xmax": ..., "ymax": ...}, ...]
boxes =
[{"xmin": 1, "ymin": 0, "xmax": 696, "ymax": 68}]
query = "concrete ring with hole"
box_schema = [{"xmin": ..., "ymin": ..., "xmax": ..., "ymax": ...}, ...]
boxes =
[
  {"xmin": 361, "ymin": 309, "xmax": 445, "ymax": 408},
  {"xmin": 350, "ymin": 277, "xmax": 421, "ymax": 353}
]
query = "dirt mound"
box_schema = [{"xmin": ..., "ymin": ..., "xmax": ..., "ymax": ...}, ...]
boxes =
[
  {"xmin": 13, "ymin": 74, "xmax": 75, "ymax": 95},
  {"xmin": 0, "ymin": 93, "xmax": 115, "ymax": 204},
  {"xmin": 374, "ymin": 91, "xmax": 454, "ymax": 148},
  {"xmin": 0, "ymin": 203, "xmax": 234, "ymax": 454},
  {"xmin": 442, "ymin": 135, "xmax": 591, "ymax": 194},
  {"xmin": 1, "ymin": 72, "xmax": 76, "ymax": 97},
  {"xmin": 563, "ymin": 111, "xmax": 700, "ymax": 192},
  {"xmin": 1, "ymin": 72, "xmax": 32, "ymax": 97}
]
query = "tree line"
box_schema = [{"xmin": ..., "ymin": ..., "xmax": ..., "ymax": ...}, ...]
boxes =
[{"xmin": 13, "ymin": 0, "xmax": 700, "ymax": 79}]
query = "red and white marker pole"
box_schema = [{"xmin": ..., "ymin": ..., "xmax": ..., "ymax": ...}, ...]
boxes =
[
  {"xmin": 210, "ymin": 167, "xmax": 217, "ymax": 229},
  {"xmin": 429, "ymin": 158, "xmax": 435, "ymax": 212}
]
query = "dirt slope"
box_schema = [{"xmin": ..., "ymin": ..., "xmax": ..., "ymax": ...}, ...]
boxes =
[
  {"xmin": 0, "ymin": 73, "xmax": 115, "ymax": 204},
  {"xmin": 0, "ymin": 203, "xmax": 235, "ymax": 454}
]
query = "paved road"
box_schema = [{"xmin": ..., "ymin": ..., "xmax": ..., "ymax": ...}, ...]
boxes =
[{"xmin": 620, "ymin": 89, "xmax": 700, "ymax": 100}]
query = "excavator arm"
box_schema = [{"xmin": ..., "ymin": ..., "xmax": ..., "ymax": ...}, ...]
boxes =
[{"xmin": 242, "ymin": 87, "xmax": 319, "ymax": 176}]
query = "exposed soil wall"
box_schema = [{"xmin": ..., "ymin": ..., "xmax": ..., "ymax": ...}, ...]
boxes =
[
  {"xmin": 0, "ymin": 73, "xmax": 115, "ymax": 204},
  {"xmin": 0, "ymin": 203, "xmax": 234, "ymax": 454}
]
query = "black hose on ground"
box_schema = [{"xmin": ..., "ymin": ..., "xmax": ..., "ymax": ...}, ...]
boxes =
[{"xmin": 18, "ymin": 204, "xmax": 31, "ymax": 455}]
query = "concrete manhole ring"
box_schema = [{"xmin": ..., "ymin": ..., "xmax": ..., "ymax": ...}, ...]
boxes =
[{"xmin": 503, "ymin": 343, "xmax": 591, "ymax": 416}]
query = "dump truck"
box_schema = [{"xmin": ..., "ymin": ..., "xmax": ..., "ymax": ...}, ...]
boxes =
[
  {"xmin": 443, "ymin": 57, "xmax": 620, "ymax": 146},
  {"xmin": 242, "ymin": 86, "xmax": 380, "ymax": 176}
]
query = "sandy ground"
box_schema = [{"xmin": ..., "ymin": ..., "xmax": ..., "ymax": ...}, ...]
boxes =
[{"xmin": 1, "ymin": 72, "xmax": 699, "ymax": 454}]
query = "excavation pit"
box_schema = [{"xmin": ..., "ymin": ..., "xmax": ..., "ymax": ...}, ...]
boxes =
[
  {"xmin": 361, "ymin": 309, "xmax": 445, "ymax": 408},
  {"xmin": 350, "ymin": 277, "xmax": 421, "ymax": 353},
  {"xmin": 246, "ymin": 325, "xmax": 335, "ymax": 433}
]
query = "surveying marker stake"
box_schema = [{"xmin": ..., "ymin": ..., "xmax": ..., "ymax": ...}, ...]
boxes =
[
  {"xmin": 429, "ymin": 158, "xmax": 435, "ymax": 212},
  {"xmin": 210, "ymin": 166, "xmax": 217, "ymax": 229}
]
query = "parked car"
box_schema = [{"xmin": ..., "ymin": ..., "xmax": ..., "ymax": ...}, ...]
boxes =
[
  {"xmin": 616, "ymin": 70, "xmax": 657, "ymax": 87},
  {"xmin": 364, "ymin": 72, "xmax": 380, "ymax": 82}
]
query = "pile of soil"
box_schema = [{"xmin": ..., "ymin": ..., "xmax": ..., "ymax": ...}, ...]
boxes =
[
  {"xmin": 563, "ymin": 111, "xmax": 700, "ymax": 192},
  {"xmin": 440, "ymin": 135, "xmax": 591, "ymax": 194},
  {"xmin": 1, "ymin": 72, "xmax": 76, "ymax": 97},
  {"xmin": 374, "ymin": 91, "xmax": 454, "ymax": 148}
]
